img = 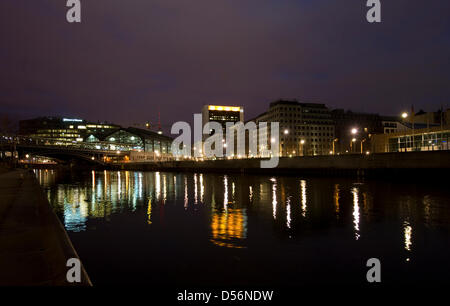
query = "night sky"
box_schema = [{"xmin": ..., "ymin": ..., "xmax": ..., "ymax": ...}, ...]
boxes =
[{"xmin": 1, "ymin": 0, "xmax": 449, "ymax": 131}]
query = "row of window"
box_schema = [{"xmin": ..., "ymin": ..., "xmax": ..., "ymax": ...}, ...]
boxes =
[
  {"xmin": 283, "ymin": 137, "xmax": 333, "ymax": 143},
  {"xmin": 272, "ymin": 105, "xmax": 329, "ymax": 114},
  {"xmin": 284, "ymin": 132, "xmax": 333, "ymax": 137}
]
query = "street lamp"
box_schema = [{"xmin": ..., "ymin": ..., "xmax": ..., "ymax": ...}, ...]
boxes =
[
  {"xmin": 300, "ymin": 139, "xmax": 305, "ymax": 156},
  {"xmin": 332, "ymin": 138, "xmax": 338, "ymax": 155},
  {"xmin": 360, "ymin": 138, "xmax": 367, "ymax": 154},
  {"xmin": 349, "ymin": 128, "xmax": 358, "ymax": 153},
  {"xmin": 401, "ymin": 112, "xmax": 411, "ymax": 151},
  {"xmin": 350, "ymin": 138, "xmax": 356, "ymax": 152}
]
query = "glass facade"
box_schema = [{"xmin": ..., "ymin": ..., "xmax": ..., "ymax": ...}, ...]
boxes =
[{"xmin": 388, "ymin": 130, "xmax": 450, "ymax": 152}]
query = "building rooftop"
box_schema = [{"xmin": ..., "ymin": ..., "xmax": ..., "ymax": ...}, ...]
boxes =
[
  {"xmin": 100, "ymin": 127, "xmax": 173, "ymax": 142},
  {"xmin": 269, "ymin": 99, "xmax": 328, "ymax": 109}
]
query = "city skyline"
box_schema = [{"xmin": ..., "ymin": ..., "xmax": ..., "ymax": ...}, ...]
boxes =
[{"xmin": 1, "ymin": 1, "xmax": 449, "ymax": 128}]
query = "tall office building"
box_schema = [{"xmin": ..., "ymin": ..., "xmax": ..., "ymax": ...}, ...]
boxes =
[
  {"xmin": 252, "ymin": 100, "xmax": 335, "ymax": 156},
  {"xmin": 201, "ymin": 105, "xmax": 244, "ymax": 140},
  {"xmin": 202, "ymin": 105, "xmax": 244, "ymax": 131},
  {"xmin": 199, "ymin": 105, "xmax": 244, "ymax": 157}
]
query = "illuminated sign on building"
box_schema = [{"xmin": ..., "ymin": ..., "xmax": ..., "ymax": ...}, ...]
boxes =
[{"xmin": 63, "ymin": 118, "xmax": 83, "ymax": 122}]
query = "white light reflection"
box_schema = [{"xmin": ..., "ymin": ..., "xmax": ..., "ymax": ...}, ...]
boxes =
[
  {"xmin": 194, "ymin": 173, "xmax": 198, "ymax": 205},
  {"xmin": 91, "ymin": 170, "xmax": 95, "ymax": 192},
  {"xmin": 162, "ymin": 173, "xmax": 167, "ymax": 203},
  {"xmin": 199, "ymin": 174, "xmax": 204, "ymax": 203},
  {"xmin": 271, "ymin": 178, "xmax": 277, "ymax": 220},
  {"xmin": 104, "ymin": 170, "xmax": 107, "ymax": 195},
  {"xmin": 249, "ymin": 186, "xmax": 253, "ymax": 202},
  {"xmin": 224, "ymin": 175, "xmax": 229, "ymax": 211},
  {"xmin": 286, "ymin": 196, "xmax": 291, "ymax": 229},
  {"xmin": 404, "ymin": 221, "xmax": 412, "ymax": 259},
  {"xmin": 117, "ymin": 171, "xmax": 121, "ymax": 198},
  {"xmin": 125, "ymin": 171, "xmax": 129, "ymax": 199},
  {"xmin": 232, "ymin": 182, "xmax": 235, "ymax": 199},
  {"xmin": 300, "ymin": 180, "xmax": 307, "ymax": 217},
  {"xmin": 138, "ymin": 172, "xmax": 143, "ymax": 199},
  {"xmin": 155, "ymin": 172, "xmax": 161, "ymax": 201},
  {"xmin": 352, "ymin": 187, "xmax": 360, "ymax": 240},
  {"xmin": 184, "ymin": 176, "xmax": 188, "ymax": 209},
  {"xmin": 91, "ymin": 170, "xmax": 96, "ymax": 206}
]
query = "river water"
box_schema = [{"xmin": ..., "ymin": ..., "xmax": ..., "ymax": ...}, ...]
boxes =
[{"xmin": 35, "ymin": 169, "xmax": 450, "ymax": 286}]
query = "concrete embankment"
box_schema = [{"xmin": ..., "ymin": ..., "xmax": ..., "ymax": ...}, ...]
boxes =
[
  {"xmin": 0, "ymin": 168, "xmax": 91, "ymax": 286},
  {"xmin": 114, "ymin": 151, "xmax": 450, "ymax": 177}
]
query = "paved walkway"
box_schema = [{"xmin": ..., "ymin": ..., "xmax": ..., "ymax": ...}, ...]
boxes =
[{"xmin": 0, "ymin": 169, "xmax": 91, "ymax": 286}]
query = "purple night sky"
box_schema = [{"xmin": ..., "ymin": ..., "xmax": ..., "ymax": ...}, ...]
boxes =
[{"xmin": 1, "ymin": 0, "xmax": 449, "ymax": 131}]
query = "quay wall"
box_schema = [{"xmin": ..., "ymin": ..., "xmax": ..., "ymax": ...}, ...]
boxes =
[
  {"xmin": 0, "ymin": 169, "xmax": 91, "ymax": 286},
  {"xmin": 113, "ymin": 151, "xmax": 450, "ymax": 177}
]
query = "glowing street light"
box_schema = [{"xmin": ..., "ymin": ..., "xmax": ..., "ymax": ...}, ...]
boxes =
[
  {"xmin": 401, "ymin": 112, "xmax": 408, "ymax": 119},
  {"xmin": 300, "ymin": 139, "xmax": 305, "ymax": 156},
  {"xmin": 332, "ymin": 138, "xmax": 338, "ymax": 155},
  {"xmin": 351, "ymin": 128, "xmax": 358, "ymax": 135},
  {"xmin": 350, "ymin": 138, "xmax": 357, "ymax": 153},
  {"xmin": 284, "ymin": 129, "xmax": 289, "ymax": 135}
]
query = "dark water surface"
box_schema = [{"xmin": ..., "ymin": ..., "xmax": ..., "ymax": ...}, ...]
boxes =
[{"xmin": 35, "ymin": 169, "xmax": 450, "ymax": 286}]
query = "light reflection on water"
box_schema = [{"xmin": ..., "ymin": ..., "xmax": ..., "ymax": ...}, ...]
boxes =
[{"xmin": 34, "ymin": 169, "xmax": 450, "ymax": 284}]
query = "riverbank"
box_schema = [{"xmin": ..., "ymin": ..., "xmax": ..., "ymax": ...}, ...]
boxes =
[
  {"xmin": 113, "ymin": 151, "xmax": 450, "ymax": 178},
  {"xmin": 11, "ymin": 150, "xmax": 450, "ymax": 178},
  {"xmin": 0, "ymin": 168, "xmax": 91, "ymax": 286}
]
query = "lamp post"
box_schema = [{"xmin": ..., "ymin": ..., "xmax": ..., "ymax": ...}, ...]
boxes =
[
  {"xmin": 332, "ymin": 138, "xmax": 338, "ymax": 155},
  {"xmin": 350, "ymin": 128, "xmax": 358, "ymax": 153},
  {"xmin": 401, "ymin": 112, "xmax": 409, "ymax": 152},
  {"xmin": 350, "ymin": 138, "xmax": 356, "ymax": 152},
  {"xmin": 283, "ymin": 129, "xmax": 289, "ymax": 157}
]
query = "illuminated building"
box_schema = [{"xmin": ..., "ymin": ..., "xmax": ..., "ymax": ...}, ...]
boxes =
[
  {"xmin": 251, "ymin": 100, "xmax": 334, "ymax": 156},
  {"xmin": 371, "ymin": 124, "xmax": 450, "ymax": 153},
  {"xmin": 202, "ymin": 105, "xmax": 244, "ymax": 139},
  {"xmin": 19, "ymin": 116, "xmax": 120, "ymax": 143},
  {"xmin": 103, "ymin": 127, "xmax": 173, "ymax": 155}
]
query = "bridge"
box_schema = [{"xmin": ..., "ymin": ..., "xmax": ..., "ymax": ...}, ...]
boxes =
[{"xmin": 0, "ymin": 135, "xmax": 130, "ymax": 165}]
